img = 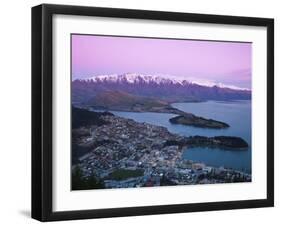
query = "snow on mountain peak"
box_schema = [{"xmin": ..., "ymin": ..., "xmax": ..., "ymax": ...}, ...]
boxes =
[{"xmin": 78, "ymin": 73, "xmax": 250, "ymax": 91}]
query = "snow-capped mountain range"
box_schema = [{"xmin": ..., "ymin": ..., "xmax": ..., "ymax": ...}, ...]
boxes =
[
  {"xmin": 76, "ymin": 73, "xmax": 250, "ymax": 91},
  {"xmin": 72, "ymin": 73, "xmax": 251, "ymax": 104}
]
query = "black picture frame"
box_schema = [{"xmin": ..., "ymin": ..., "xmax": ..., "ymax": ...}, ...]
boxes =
[{"xmin": 32, "ymin": 3, "xmax": 274, "ymax": 222}]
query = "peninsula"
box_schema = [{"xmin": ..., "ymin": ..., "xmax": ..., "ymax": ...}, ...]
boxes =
[
  {"xmin": 169, "ymin": 115, "xmax": 230, "ymax": 129},
  {"xmin": 85, "ymin": 90, "xmax": 230, "ymax": 129}
]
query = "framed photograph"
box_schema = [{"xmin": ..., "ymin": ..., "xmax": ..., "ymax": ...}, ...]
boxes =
[{"xmin": 32, "ymin": 4, "xmax": 274, "ymax": 221}]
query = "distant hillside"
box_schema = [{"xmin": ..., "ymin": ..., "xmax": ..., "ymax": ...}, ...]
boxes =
[
  {"xmin": 72, "ymin": 73, "xmax": 251, "ymax": 104},
  {"xmin": 88, "ymin": 90, "xmax": 170, "ymax": 112}
]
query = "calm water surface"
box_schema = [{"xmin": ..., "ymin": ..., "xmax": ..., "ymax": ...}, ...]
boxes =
[{"xmin": 102, "ymin": 100, "xmax": 252, "ymax": 173}]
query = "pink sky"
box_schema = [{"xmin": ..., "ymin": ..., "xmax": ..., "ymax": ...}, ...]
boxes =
[{"xmin": 72, "ymin": 34, "xmax": 252, "ymax": 89}]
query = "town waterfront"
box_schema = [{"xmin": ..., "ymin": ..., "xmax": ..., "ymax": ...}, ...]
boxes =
[{"xmin": 110, "ymin": 100, "xmax": 251, "ymax": 173}]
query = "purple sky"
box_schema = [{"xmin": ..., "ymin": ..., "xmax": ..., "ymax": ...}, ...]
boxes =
[{"xmin": 72, "ymin": 34, "xmax": 252, "ymax": 89}]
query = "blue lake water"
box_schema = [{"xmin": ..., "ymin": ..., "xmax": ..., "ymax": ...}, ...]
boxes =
[{"xmin": 106, "ymin": 100, "xmax": 252, "ymax": 173}]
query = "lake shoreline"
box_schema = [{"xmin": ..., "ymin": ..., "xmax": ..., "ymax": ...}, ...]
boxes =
[
  {"xmin": 82, "ymin": 100, "xmax": 231, "ymax": 129},
  {"xmin": 87, "ymin": 100, "xmax": 251, "ymax": 172},
  {"xmin": 72, "ymin": 109, "xmax": 251, "ymax": 189}
]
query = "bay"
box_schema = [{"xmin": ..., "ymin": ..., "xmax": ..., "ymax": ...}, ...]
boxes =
[{"xmin": 101, "ymin": 100, "xmax": 252, "ymax": 173}]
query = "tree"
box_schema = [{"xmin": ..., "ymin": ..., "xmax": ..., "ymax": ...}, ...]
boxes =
[{"xmin": 72, "ymin": 166, "xmax": 104, "ymax": 190}]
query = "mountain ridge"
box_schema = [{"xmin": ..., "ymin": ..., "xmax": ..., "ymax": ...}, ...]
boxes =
[
  {"xmin": 72, "ymin": 73, "xmax": 251, "ymax": 104},
  {"xmin": 74, "ymin": 73, "xmax": 251, "ymax": 91}
]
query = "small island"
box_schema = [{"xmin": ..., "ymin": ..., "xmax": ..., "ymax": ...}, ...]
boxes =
[{"xmin": 169, "ymin": 114, "xmax": 229, "ymax": 129}]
